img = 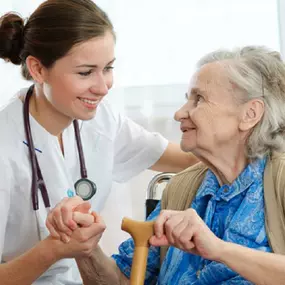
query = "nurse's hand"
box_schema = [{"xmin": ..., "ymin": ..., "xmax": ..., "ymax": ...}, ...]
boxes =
[
  {"xmin": 46, "ymin": 196, "xmax": 93, "ymax": 243},
  {"xmin": 51, "ymin": 211, "xmax": 106, "ymax": 259},
  {"xmin": 149, "ymin": 208, "xmax": 225, "ymax": 261}
]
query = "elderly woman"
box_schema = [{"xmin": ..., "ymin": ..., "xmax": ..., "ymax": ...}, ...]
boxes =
[{"xmin": 47, "ymin": 46, "xmax": 285, "ymax": 284}]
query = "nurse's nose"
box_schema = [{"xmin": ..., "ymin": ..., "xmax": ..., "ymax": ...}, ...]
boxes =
[
  {"xmin": 174, "ymin": 103, "xmax": 190, "ymax": 122},
  {"xmin": 90, "ymin": 72, "xmax": 109, "ymax": 96}
]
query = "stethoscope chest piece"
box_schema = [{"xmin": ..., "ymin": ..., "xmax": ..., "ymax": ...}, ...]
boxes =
[{"xmin": 74, "ymin": 178, "xmax": 97, "ymax": 201}]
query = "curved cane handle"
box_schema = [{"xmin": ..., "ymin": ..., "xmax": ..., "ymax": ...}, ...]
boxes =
[{"xmin": 121, "ymin": 217, "xmax": 154, "ymax": 285}]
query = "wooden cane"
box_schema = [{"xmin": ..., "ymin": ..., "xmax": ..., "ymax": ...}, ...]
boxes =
[{"xmin": 121, "ymin": 218, "xmax": 155, "ymax": 285}]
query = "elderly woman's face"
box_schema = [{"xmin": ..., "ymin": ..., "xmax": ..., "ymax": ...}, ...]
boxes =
[{"xmin": 175, "ymin": 62, "xmax": 243, "ymax": 154}]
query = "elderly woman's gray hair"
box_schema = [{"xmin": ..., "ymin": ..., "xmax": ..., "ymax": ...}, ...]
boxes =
[{"xmin": 197, "ymin": 46, "xmax": 285, "ymax": 159}]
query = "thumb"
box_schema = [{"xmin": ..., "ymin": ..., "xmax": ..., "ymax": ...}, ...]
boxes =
[
  {"xmin": 149, "ymin": 235, "xmax": 169, "ymax": 247},
  {"xmin": 74, "ymin": 202, "xmax": 91, "ymax": 214},
  {"xmin": 73, "ymin": 212, "xmax": 95, "ymax": 227},
  {"xmin": 91, "ymin": 211, "xmax": 105, "ymax": 225}
]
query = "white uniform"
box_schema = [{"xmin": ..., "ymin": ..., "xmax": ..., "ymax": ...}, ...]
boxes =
[{"xmin": 0, "ymin": 88, "xmax": 168, "ymax": 284}]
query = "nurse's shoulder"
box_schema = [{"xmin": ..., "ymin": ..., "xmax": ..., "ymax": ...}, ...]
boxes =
[{"xmin": 0, "ymin": 89, "xmax": 27, "ymax": 158}]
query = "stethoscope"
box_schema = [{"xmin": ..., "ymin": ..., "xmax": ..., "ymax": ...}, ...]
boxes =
[{"xmin": 23, "ymin": 85, "xmax": 97, "ymax": 215}]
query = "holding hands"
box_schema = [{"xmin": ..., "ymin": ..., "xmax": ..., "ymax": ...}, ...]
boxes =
[
  {"xmin": 46, "ymin": 196, "xmax": 225, "ymax": 263},
  {"xmin": 45, "ymin": 196, "xmax": 105, "ymax": 259}
]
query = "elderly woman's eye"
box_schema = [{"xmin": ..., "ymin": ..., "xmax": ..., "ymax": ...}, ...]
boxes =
[{"xmin": 196, "ymin": 95, "xmax": 203, "ymax": 103}]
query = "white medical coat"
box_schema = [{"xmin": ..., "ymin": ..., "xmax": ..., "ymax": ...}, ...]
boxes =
[{"xmin": 0, "ymin": 88, "xmax": 168, "ymax": 284}]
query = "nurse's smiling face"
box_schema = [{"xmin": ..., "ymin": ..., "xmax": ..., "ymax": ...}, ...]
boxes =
[{"xmin": 41, "ymin": 31, "xmax": 115, "ymax": 121}]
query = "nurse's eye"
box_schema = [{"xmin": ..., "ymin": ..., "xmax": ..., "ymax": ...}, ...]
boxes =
[
  {"xmin": 78, "ymin": 70, "xmax": 93, "ymax": 77},
  {"xmin": 104, "ymin": 66, "xmax": 114, "ymax": 72}
]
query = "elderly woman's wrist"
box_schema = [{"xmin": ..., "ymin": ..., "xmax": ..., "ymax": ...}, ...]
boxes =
[{"xmin": 213, "ymin": 240, "xmax": 231, "ymax": 264}]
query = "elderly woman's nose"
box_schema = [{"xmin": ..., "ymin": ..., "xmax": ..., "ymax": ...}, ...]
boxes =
[{"xmin": 174, "ymin": 105, "xmax": 189, "ymax": 122}]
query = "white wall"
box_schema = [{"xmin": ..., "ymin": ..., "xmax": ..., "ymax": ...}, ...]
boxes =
[
  {"xmin": 0, "ymin": 0, "xmax": 281, "ymax": 255},
  {"xmin": 278, "ymin": 0, "xmax": 285, "ymax": 58},
  {"xmin": 0, "ymin": 0, "xmax": 281, "ymax": 106}
]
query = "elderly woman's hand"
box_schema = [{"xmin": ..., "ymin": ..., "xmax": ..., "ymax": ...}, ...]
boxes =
[
  {"xmin": 49, "ymin": 211, "xmax": 106, "ymax": 260},
  {"xmin": 149, "ymin": 208, "xmax": 225, "ymax": 261},
  {"xmin": 46, "ymin": 196, "xmax": 95, "ymax": 243}
]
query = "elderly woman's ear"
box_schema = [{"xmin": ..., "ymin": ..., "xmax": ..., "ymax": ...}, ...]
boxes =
[{"xmin": 239, "ymin": 99, "xmax": 264, "ymax": 132}]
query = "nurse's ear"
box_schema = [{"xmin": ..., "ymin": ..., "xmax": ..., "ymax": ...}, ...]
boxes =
[{"xmin": 25, "ymin": 55, "xmax": 48, "ymax": 84}]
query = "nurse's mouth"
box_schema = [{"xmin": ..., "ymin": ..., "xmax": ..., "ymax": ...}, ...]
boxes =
[{"xmin": 78, "ymin": 97, "xmax": 100, "ymax": 109}]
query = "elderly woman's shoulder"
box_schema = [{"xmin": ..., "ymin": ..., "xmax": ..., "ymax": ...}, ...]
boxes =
[
  {"xmin": 271, "ymin": 152, "xmax": 285, "ymax": 162},
  {"xmin": 177, "ymin": 161, "xmax": 208, "ymax": 176},
  {"xmin": 270, "ymin": 152, "xmax": 285, "ymax": 176},
  {"xmin": 168, "ymin": 162, "xmax": 208, "ymax": 187},
  {"xmin": 161, "ymin": 162, "xmax": 208, "ymax": 209}
]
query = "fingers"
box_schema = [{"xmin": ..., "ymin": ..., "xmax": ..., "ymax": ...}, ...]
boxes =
[
  {"xmin": 46, "ymin": 216, "xmax": 60, "ymax": 239},
  {"xmin": 164, "ymin": 214, "xmax": 184, "ymax": 244},
  {"xmin": 61, "ymin": 198, "xmax": 89, "ymax": 231},
  {"xmin": 53, "ymin": 203, "xmax": 73, "ymax": 236},
  {"xmin": 74, "ymin": 202, "xmax": 91, "ymax": 214},
  {"xmin": 152, "ymin": 209, "xmax": 198, "ymax": 251},
  {"xmin": 73, "ymin": 213, "xmax": 106, "ymax": 242},
  {"xmin": 91, "ymin": 211, "xmax": 103, "ymax": 224},
  {"xmin": 85, "ymin": 219, "xmax": 106, "ymax": 238},
  {"xmin": 178, "ymin": 223, "xmax": 195, "ymax": 251},
  {"xmin": 61, "ymin": 205, "xmax": 77, "ymax": 231},
  {"xmin": 73, "ymin": 212, "xmax": 94, "ymax": 227},
  {"xmin": 84, "ymin": 213, "xmax": 106, "ymax": 238},
  {"xmin": 46, "ymin": 196, "xmax": 90, "ymax": 239},
  {"xmin": 171, "ymin": 217, "xmax": 189, "ymax": 247},
  {"xmin": 154, "ymin": 210, "xmax": 179, "ymax": 238},
  {"xmin": 46, "ymin": 194, "xmax": 105, "ymax": 254},
  {"xmin": 51, "ymin": 213, "xmax": 106, "ymax": 260},
  {"xmin": 149, "ymin": 235, "xmax": 169, "ymax": 247},
  {"xmin": 46, "ymin": 209, "xmax": 71, "ymax": 243},
  {"xmin": 46, "ymin": 197, "xmax": 73, "ymax": 238}
]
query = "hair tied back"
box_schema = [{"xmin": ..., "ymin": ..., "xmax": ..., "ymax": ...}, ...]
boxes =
[{"xmin": 0, "ymin": 12, "xmax": 25, "ymax": 65}]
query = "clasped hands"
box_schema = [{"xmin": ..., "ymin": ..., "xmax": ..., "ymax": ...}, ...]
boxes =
[{"xmin": 46, "ymin": 196, "xmax": 225, "ymax": 261}]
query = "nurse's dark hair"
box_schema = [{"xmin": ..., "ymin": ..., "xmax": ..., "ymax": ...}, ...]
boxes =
[{"xmin": 0, "ymin": 0, "xmax": 114, "ymax": 80}]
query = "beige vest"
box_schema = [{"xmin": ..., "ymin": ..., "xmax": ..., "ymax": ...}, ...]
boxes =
[{"xmin": 160, "ymin": 152, "xmax": 285, "ymax": 264}]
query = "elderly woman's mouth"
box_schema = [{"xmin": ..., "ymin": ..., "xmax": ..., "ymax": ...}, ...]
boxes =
[{"xmin": 181, "ymin": 127, "xmax": 196, "ymax": 132}]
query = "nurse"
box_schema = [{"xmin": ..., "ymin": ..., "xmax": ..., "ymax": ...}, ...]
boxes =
[{"xmin": 0, "ymin": 0, "xmax": 198, "ymax": 284}]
